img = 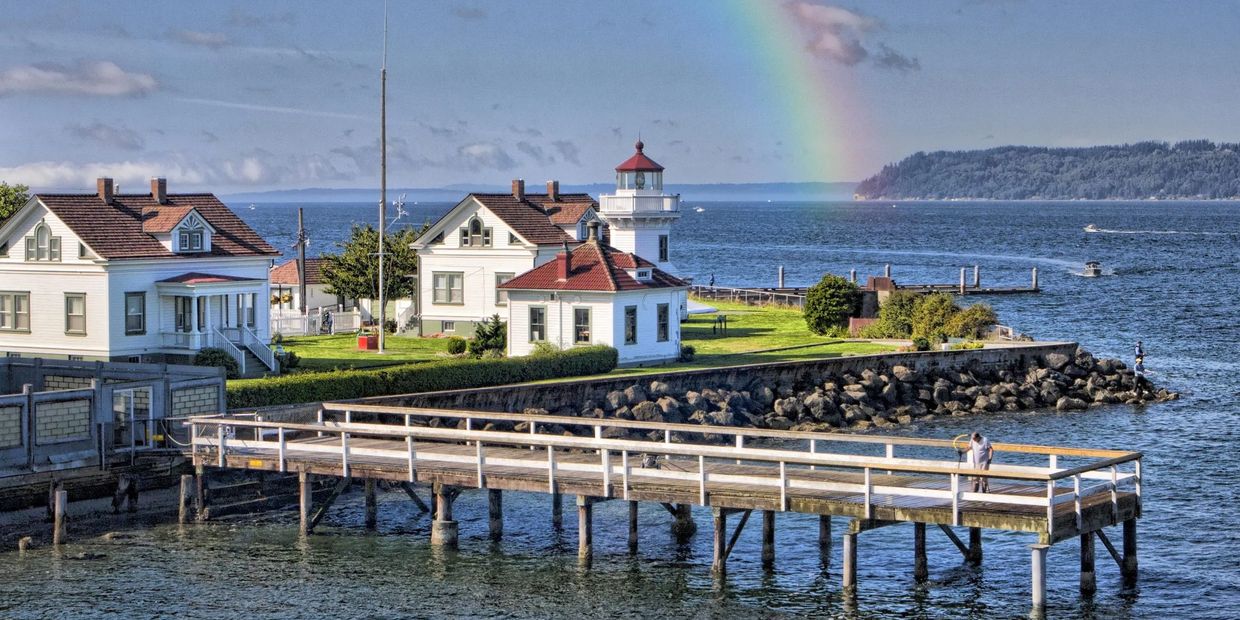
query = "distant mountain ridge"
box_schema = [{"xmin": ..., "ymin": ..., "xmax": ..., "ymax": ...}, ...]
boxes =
[
  {"xmin": 855, "ymin": 140, "xmax": 1240, "ymax": 200},
  {"xmin": 224, "ymin": 182, "xmax": 857, "ymax": 203}
]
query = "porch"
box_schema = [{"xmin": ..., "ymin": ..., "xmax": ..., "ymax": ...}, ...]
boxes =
[{"xmin": 155, "ymin": 273, "xmax": 277, "ymax": 375}]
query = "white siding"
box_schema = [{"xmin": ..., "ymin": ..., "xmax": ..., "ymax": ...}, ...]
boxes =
[{"xmin": 506, "ymin": 288, "xmax": 682, "ymax": 364}]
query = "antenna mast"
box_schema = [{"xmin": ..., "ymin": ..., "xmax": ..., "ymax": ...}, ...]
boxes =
[{"xmin": 377, "ymin": 0, "xmax": 388, "ymax": 353}]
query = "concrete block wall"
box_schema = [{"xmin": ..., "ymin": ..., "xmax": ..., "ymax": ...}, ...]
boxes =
[
  {"xmin": 0, "ymin": 406, "xmax": 20, "ymax": 448},
  {"xmin": 172, "ymin": 386, "xmax": 221, "ymax": 417},
  {"xmin": 35, "ymin": 399, "xmax": 91, "ymax": 444},
  {"xmin": 42, "ymin": 375, "xmax": 94, "ymax": 391}
]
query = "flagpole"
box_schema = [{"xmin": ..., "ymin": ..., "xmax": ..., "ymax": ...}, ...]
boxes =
[{"xmin": 377, "ymin": 0, "xmax": 388, "ymax": 353}]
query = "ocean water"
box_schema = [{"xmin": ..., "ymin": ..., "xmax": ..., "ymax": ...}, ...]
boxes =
[{"xmin": 2, "ymin": 201, "xmax": 1237, "ymax": 619}]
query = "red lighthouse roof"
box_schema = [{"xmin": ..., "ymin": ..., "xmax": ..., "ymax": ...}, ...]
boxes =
[{"xmin": 615, "ymin": 139, "xmax": 664, "ymax": 172}]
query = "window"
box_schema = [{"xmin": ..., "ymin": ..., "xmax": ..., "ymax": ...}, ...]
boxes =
[
  {"xmin": 0, "ymin": 292, "xmax": 31, "ymax": 331},
  {"xmin": 573, "ymin": 307, "xmax": 591, "ymax": 344},
  {"xmin": 24, "ymin": 223, "xmax": 60, "ymax": 262},
  {"xmin": 624, "ymin": 306, "xmax": 637, "ymax": 345},
  {"xmin": 636, "ymin": 269, "xmax": 651, "ymax": 280},
  {"xmin": 234, "ymin": 293, "xmax": 255, "ymax": 328},
  {"xmin": 495, "ymin": 273, "xmax": 514, "ymax": 305},
  {"xmin": 126, "ymin": 356, "xmax": 141, "ymax": 363},
  {"xmin": 179, "ymin": 230, "xmax": 204, "ymax": 251},
  {"xmin": 442, "ymin": 321, "xmax": 456, "ymax": 333},
  {"xmin": 198, "ymin": 297, "xmax": 208, "ymax": 331},
  {"xmin": 509, "ymin": 232, "xmax": 519, "ymax": 245},
  {"xmin": 460, "ymin": 218, "xmax": 491, "ymax": 247},
  {"xmin": 0, "ymin": 241, "xmax": 8, "ymax": 257},
  {"xmin": 657, "ymin": 303, "xmax": 670, "ymax": 342},
  {"xmin": 68, "ymin": 355, "xmax": 83, "ymax": 361},
  {"xmin": 432, "ymin": 272, "xmax": 464, "ymax": 304},
  {"xmin": 64, "ymin": 293, "xmax": 86, "ymax": 335},
  {"xmin": 6, "ymin": 352, "xmax": 20, "ymax": 358},
  {"xmin": 529, "ymin": 307, "xmax": 546, "ymax": 342},
  {"xmin": 174, "ymin": 296, "xmax": 193, "ymax": 333},
  {"xmin": 658, "ymin": 235, "xmax": 669, "ymax": 262}
]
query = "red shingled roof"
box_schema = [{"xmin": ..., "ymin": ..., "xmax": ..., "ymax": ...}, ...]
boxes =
[
  {"xmin": 500, "ymin": 240, "xmax": 686, "ymax": 292},
  {"xmin": 615, "ymin": 140, "xmax": 664, "ymax": 172},
  {"xmin": 158, "ymin": 272, "xmax": 261, "ymax": 284},
  {"xmin": 34, "ymin": 193, "xmax": 278, "ymax": 260},
  {"xmin": 270, "ymin": 258, "xmax": 325, "ymax": 285},
  {"xmin": 141, "ymin": 205, "xmax": 197, "ymax": 233},
  {"xmin": 471, "ymin": 192, "xmax": 596, "ymax": 244}
]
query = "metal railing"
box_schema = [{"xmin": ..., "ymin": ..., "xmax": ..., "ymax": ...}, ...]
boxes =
[{"xmin": 689, "ymin": 285, "xmax": 806, "ymax": 308}]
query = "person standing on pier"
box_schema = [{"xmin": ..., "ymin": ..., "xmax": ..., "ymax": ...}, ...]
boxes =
[{"xmin": 969, "ymin": 432, "xmax": 993, "ymax": 492}]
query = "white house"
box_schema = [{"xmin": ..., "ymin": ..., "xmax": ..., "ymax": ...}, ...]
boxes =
[
  {"xmin": 411, "ymin": 179, "xmax": 602, "ymax": 337},
  {"xmin": 500, "ymin": 222, "xmax": 687, "ymax": 365},
  {"xmin": 269, "ymin": 258, "xmax": 344, "ymax": 312},
  {"xmin": 0, "ymin": 177, "xmax": 280, "ymax": 374}
]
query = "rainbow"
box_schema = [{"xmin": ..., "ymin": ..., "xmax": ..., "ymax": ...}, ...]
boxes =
[{"xmin": 724, "ymin": 1, "xmax": 867, "ymax": 183}]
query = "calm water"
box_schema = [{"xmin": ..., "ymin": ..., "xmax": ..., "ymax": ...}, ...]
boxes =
[{"xmin": 3, "ymin": 201, "xmax": 1237, "ymax": 619}]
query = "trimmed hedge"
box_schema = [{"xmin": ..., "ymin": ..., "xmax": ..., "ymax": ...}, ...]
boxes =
[{"xmin": 227, "ymin": 345, "xmax": 619, "ymax": 409}]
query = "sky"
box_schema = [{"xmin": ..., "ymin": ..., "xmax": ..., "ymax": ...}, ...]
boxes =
[{"xmin": 1, "ymin": 0, "xmax": 1239, "ymax": 193}]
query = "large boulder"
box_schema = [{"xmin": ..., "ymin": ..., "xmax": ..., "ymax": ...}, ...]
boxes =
[
  {"xmin": 1044, "ymin": 352, "xmax": 1071, "ymax": 371},
  {"xmin": 630, "ymin": 400, "xmax": 663, "ymax": 422},
  {"xmin": 859, "ymin": 370, "xmax": 883, "ymax": 391},
  {"xmin": 624, "ymin": 384, "xmax": 649, "ymax": 405},
  {"xmin": 707, "ymin": 410, "xmax": 735, "ymax": 426},
  {"xmin": 604, "ymin": 390, "xmax": 627, "ymax": 411},
  {"xmin": 1055, "ymin": 396, "xmax": 1089, "ymax": 411},
  {"xmin": 891, "ymin": 365, "xmax": 919, "ymax": 383},
  {"xmin": 648, "ymin": 380, "xmax": 670, "ymax": 398}
]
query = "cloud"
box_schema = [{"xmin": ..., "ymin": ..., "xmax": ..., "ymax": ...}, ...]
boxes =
[
  {"xmin": 176, "ymin": 96, "xmax": 371, "ymax": 122},
  {"xmin": 516, "ymin": 141, "xmax": 553, "ymax": 165},
  {"xmin": 651, "ymin": 119, "xmax": 679, "ymax": 128},
  {"xmin": 0, "ymin": 61, "xmax": 157, "ymax": 97},
  {"xmin": 423, "ymin": 122, "xmax": 462, "ymax": 138},
  {"xmin": 452, "ymin": 7, "xmax": 487, "ymax": 20},
  {"xmin": 455, "ymin": 143, "xmax": 516, "ymax": 171},
  {"xmin": 66, "ymin": 121, "xmax": 145, "ymax": 151},
  {"xmin": 611, "ymin": 127, "xmax": 623, "ymax": 139},
  {"xmin": 0, "ymin": 150, "xmax": 350, "ymax": 190},
  {"xmin": 551, "ymin": 140, "xmax": 581, "ymax": 165},
  {"xmin": 168, "ymin": 29, "xmax": 230, "ymax": 50},
  {"xmin": 202, "ymin": 130, "xmax": 219, "ymax": 143},
  {"xmin": 783, "ymin": 2, "xmax": 919, "ymax": 71},
  {"xmin": 227, "ymin": 8, "xmax": 297, "ymax": 28},
  {"xmin": 330, "ymin": 137, "xmax": 413, "ymax": 174},
  {"xmin": 509, "ymin": 125, "xmax": 542, "ymax": 138}
]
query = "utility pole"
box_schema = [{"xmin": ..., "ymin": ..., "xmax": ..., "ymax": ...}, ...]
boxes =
[
  {"xmin": 296, "ymin": 207, "xmax": 307, "ymax": 321},
  {"xmin": 377, "ymin": 1, "xmax": 388, "ymax": 353}
]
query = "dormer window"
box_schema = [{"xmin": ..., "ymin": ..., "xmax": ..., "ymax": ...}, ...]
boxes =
[
  {"xmin": 637, "ymin": 269, "xmax": 651, "ymax": 280},
  {"xmin": 24, "ymin": 223, "xmax": 61, "ymax": 262},
  {"xmin": 460, "ymin": 217, "xmax": 492, "ymax": 247},
  {"xmin": 174, "ymin": 213, "xmax": 210, "ymax": 253},
  {"xmin": 179, "ymin": 230, "xmax": 204, "ymax": 251}
]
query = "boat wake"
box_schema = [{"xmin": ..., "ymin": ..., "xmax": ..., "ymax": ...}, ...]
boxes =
[{"xmin": 1083, "ymin": 225, "xmax": 1230, "ymax": 236}]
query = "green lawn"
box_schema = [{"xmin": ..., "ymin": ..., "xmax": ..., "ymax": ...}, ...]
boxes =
[{"xmin": 280, "ymin": 333, "xmax": 453, "ymax": 371}]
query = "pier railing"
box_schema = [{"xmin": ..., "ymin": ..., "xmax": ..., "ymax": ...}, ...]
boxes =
[
  {"xmin": 189, "ymin": 404, "xmax": 1140, "ymax": 536},
  {"xmin": 690, "ymin": 285, "xmax": 806, "ymax": 308}
]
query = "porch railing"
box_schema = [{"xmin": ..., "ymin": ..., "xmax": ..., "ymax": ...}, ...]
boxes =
[
  {"xmin": 208, "ymin": 328, "xmax": 247, "ymax": 375},
  {"xmin": 240, "ymin": 325, "xmax": 278, "ymax": 372}
]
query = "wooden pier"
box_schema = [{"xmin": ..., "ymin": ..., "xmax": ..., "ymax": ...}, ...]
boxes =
[{"xmin": 185, "ymin": 403, "xmax": 1140, "ymax": 612}]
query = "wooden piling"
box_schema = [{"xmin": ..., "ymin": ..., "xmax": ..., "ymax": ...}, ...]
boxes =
[
  {"xmin": 914, "ymin": 522, "xmax": 928, "ymax": 581},
  {"xmin": 1122, "ymin": 519, "xmax": 1138, "ymax": 586},
  {"xmin": 178, "ymin": 474, "xmax": 193, "ymax": 525},
  {"xmin": 968, "ymin": 527, "xmax": 983, "ymax": 564},
  {"xmin": 628, "ymin": 500, "xmax": 639, "ymax": 554},
  {"xmin": 364, "ymin": 478, "xmax": 377, "ymax": 530},
  {"xmin": 489, "ymin": 489, "xmax": 503, "ymax": 541},
  {"xmin": 761, "ymin": 510, "xmax": 775, "ymax": 570},
  {"xmin": 430, "ymin": 483, "xmax": 458, "ymax": 547},
  {"xmin": 842, "ymin": 532, "xmax": 857, "ymax": 597},
  {"xmin": 671, "ymin": 503, "xmax": 696, "ymax": 541},
  {"xmin": 18, "ymin": 536, "xmax": 33, "ymax": 553},
  {"xmin": 1030, "ymin": 544, "xmax": 1049, "ymax": 611},
  {"xmin": 819, "ymin": 515, "xmax": 832, "ymax": 552},
  {"xmin": 973, "ymin": 265, "xmax": 980, "ymax": 288},
  {"xmin": 1080, "ymin": 532, "xmax": 1096, "ymax": 595},
  {"xmin": 711, "ymin": 509, "xmax": 727, "ymax": 576},
  {"xmin": 551, "ymin": 491, "xmax": 563, "ymax": 530},
  {"xmin": 52, "ymin": 489, "xmax": 68, "ymax": 546},
  {"xmin": 298, "ymin": 471, "xmax": 312, "ymax": 536},
  {"xmin": 577, "ymin": 496, "xmax": 593, "ymax": 565},
  {"xmin": 194, "ymin": 464, "xmax": 207, "ymax": 522}
]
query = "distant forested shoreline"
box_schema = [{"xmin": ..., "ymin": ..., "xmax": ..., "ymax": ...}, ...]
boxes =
[{"xmin": 855, "ymin": 141, "xmax": 1240, "ymax": 200}]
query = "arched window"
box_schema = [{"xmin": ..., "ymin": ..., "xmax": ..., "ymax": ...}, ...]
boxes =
[
  {"xmin": 460, "ymin": 217, "xmax": 491, "ymax": 247},
  {"xmin": 25, "ymin": 223, "xmax": 60, "ymax": 261}
]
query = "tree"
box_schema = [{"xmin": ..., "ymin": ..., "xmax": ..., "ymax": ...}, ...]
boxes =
[
  {"xmin": 320, "ymin": 223, "xmax": 425, "ymax": 303},
  {"xmin": 468, "ymin": 314, "xmax": 506, "ymax": 357},
  {"xmin": 944, "ymin": 303, "xmax": 998, "ymax": 339},
  {"xmin": 859, "ymin": 291, "xmax": 919, "ymax": 338},
  {"xmin": 910, "ymin": 293, "xmax": 959, "ymax": 342},
  {"xmin": 803, "ymin": 274, "xmax": 861, "ymax": 335},
  {"xmin": 0, "ymin": 181, "xmax": 30, "ymax": 224}
]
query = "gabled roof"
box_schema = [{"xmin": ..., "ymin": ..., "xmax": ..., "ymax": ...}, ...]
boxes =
[
  {"xmin": 544, "ymin": 200, "xmax": 597, "ymax": 226},
  {"xmin": 157, "ymin": 272, "xmax": 262, "ymax": 284},
  {"xmin": 500, "ymin": 240, "xmax": 687, "ymax": 293},
  {"xmin": 469, "ymin": 192, "xmax": 597, "ymax": 244},
  {"xmin": 615, "ymin": 140, "xmax": 664, "ymax": 172},
  {"xmin": 270, "ymin": 257, "xmax": 325, "ymax": 285},
  {"xmin": 32, "ymin": 193, "xmax": 277, "ymax": 260},
  {"xmin": 141, "ymin": 205, "xmax": 211, "ymax": 234}
]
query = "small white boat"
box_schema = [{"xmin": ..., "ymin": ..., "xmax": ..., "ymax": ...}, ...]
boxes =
[
  {"xmin": 1083, "ymin": 261, "xmax": 1102, "ymax": 277},
  {"xmin": 694, "ymin": 207, "xmax": 705, "ymax": 213},
  {"xmin": 1083, "ymin": 224, "xmax": 1099, "ymax": 232}
]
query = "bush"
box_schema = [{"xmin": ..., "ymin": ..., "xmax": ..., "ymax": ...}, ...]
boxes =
[
  {"xmin": 529, "ymin": 341, "xmax": 561, "ymax": 357},
  {"xmin": 383, "ymin": 319, "xmax": 397, "ymax": 334},
  {"xmin": 860, "ymin": 291, "xmax": 919, "ymax": 338},
  {"xmin": 227, "ymin": 345, "xmax": 619, "ymax": 408},
  {"xmin": 194, "ymin": 347, "xmax": 240, "ymax": 379},
  {"xmin": 803, "ymin": 274, "xmax": 861, "ymax": 335},
  {"xmin": 271, "ymin": 332, "xmax": 284, "ymax": 346},
  {"xmin": 910, "ymin": 293, "xmax": 960, "ymax": 341},
  {"xmin": 470, "ymin": 314, "xmax": 506, "ymax": 357},
  {"xmin": 679, "ymin": 344, "xmax": 696, "ymax": 362},
  {"xmin": 944, "ymin": 303, "xmax": 998, "ymax": 339},
  {"xmin": 277, "ymin": 351, "xmax": 301, "ymax": 373},
  {"xmin": 446, "ymin": 337, "xmax": 467, "ymax": 355},
  {"xmin": 950, "ymin": 341, "xmax": 985, "ymax": 350},
  {"xmin": 911, "ymin": 337, "xmax": 932, "ymax": 352}
]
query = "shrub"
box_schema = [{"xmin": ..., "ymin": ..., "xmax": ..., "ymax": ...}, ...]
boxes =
[
  {"xmin": 861, "ymin": 291, "xmax": 919, "ymax": 338},
  {"xmin": 194, "ymin": 348, "xmax": 240, "ymax": 379},
  {"xmin": 470, "ymin": 314, "xmax": 506, "ymax": 357},
  {"xmin": 679, "ymin": 344, "xmax": 696, "ymax": 362},
  {"xmin": 910, "ymin": 293, "xmax": 960, "ymax": 340},
  {"xmin": 529, "ymin": 341, "xmax": 561, "ymax": 357},
  {"xmin": 446, "ymin": 337, "xmax": 467, "ymax": 355},
  {"xmin": 227, "ymin": 345, "xmax": 619, "ymax": 408},
  {"xmin": 383, "ymin": 319, "xmax": 397, "ymax": 334},
  {"xmin": 944, "ymin": 303, "xmax": 999, "ymax": 339},
  {"xmin": 271, "ymin": 332, "xmax": 284, "ymax": 346},
  {"xmin": 277, "ymin": 351, "xmax": 301, "ymax": 373},
  {"xmin": 803, "ymin": 274, "xmax": 861, "ymax": 335},
  {"xmin": 950, "ymin": 341, "xmax": 985, "ymax": 350},
  {"xmin": 911, "ymin": 337, "xmax": 932, "ymax": 352}
]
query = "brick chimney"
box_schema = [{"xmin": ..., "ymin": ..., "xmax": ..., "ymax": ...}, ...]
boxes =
[
  {"xmin": 556, "ymin": 241, "xmax": 571, "ymax": 280},
  {"xmin": 151, "ymin": 177, "xmax": 167, "ymax": 204},
  {"xmin": 511, "ymin": 179, "xmax": 525, "ymax": 201},
  {"xmin": 546, "ymin": 180, "xmax": 559, "ymax": 201},
  {"xmin": 587, "ymin": 220, "xmax": 600, "ymax": 241},
  {"xmin": 97, "ymin": 178, "xmax": 114, "ymax": 205}
]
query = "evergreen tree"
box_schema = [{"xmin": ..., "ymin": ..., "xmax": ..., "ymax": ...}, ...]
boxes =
[{"xmin": 321, "ymin": 223, "xmax": 426, "ymax": 302}]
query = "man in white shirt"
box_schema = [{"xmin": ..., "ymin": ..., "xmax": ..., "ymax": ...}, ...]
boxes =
[{"xmin": 969, "ymin": 432, "xmax": 994, "ymax": 492}]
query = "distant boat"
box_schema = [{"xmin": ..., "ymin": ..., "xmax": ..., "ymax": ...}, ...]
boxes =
[
  {"xmin": 694, "ymin": 207, "xmax": 705, "ymax": 213},
  {"xmin": 248, "ymin": 204, "xmax": 256, "ymax": 210},
  {"xmin": 1083, "ymin": 261, "xmax": 1102, "ymax": 277},
  {"xmin": 1083, "ymin": 223, "xmax": 1099, "ymax": 232}
]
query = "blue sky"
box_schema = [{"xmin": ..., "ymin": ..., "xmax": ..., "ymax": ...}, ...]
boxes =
[{"xmin": 1, "ymin": 1, "xmax": 1238, "ymax": 193}]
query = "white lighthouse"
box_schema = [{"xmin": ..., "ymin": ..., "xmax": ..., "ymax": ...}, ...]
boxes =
[{"xmin": 598, "ymin": 140, "xmax": 681, "ymax": 275}]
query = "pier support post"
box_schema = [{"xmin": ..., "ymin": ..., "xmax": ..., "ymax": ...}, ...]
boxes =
[
  {"xmin": 973, "ymin": 265, "xmax": 980, "ymax": 288},
  {"xmin": 1080, "ymin": 532, "xmax": 1096, "ymax": 596},
  {"xmin": 1121, "ymin": 519, "xmax": 1138, "ymax": 586},
  {"xmin": 488, "ymin": 489, "xmax": 503, "ymax": 541},
  {"xmin": 671, "ymin": 504, "xmax": 696, "ymax": 541},
  {"xmin": 968, "ymin": 527, "xmax": 983, "ymax": 564},
  {"xmin": 761, "ymin": 510, "xmax": 775, "ymax": 570},
  {"xmin": 711, "ymin": 508, "xmax": 727, "ymax": 577},
  {"xmin": 18, "ymin": 536, "xmax": 33, "ymax": 554},
  {"xmin": 914, "ymin": 523, "xmax": 928, "ymax": 581},
  {"xmin": 884, "ymin": 263, "xmax": 891, "ymax": 278},
  {"xmin": 959, "ymin": 268, "xmax": 967, "ymax": 295},
  {"xmin": 842, "ymin": 532, "xmax": 857, "ymax": 597},
  {"xmin": 551, "ymin": 492, "xmax": 563, "ymax": 530},
  {"xmin": 777, "ymin": 265, "xmax": 785, "ymax": 288},
  {"xmin": 298, "ymin": 471, "xmax": 312, "ymax": 536},
  {"xmin": 178, "ymin": 474, "xmax": 193, "ymax": 525},
  {"xmin": 1030, "ymin": 544, "xmax": 1049, "ymax": 612},
  {"xmin": 430, "ymin": 483, "xmax": 458, "ymax": 548},
  {"xmin": 577, "ymin": 496, "xmax": 594, "ymax": 565},
  {"xmin": 819, "ymin": 515, "xmax": 832, "ymax": 553},
  {"xmin": 364, "ymin": 478, "xmax": 377, "ymax": 530},
  {"xmin": 1032, "ymin": 267, "xmax": 1039, "ymax": 290},
  {"xmin": 52, "ymin": 489, "xmax": 68, "ymax": 546},
  {"xmin": 194, "ymin": 464, "xmax": 207, "ymax": 522},
  {"xmin": 628, "ymin": 501, "xmax": 639, "ymax": 554},
  {"xmin": 849, "ymin": 269, "xmax": 857, "ymax": 284}
]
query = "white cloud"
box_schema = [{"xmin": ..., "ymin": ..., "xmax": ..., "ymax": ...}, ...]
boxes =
[
  {"xmin": 552, "ymin": 140, "xmax": 581, "ymax": 165},
  {"xmin": 783, "ymin": 2, "xmax": 919, "ymax": 71},
  {"xmin": 456, "ymin": 143, "xmax": 517, "ymax": 171},
  {"xmin": 176, "ymin": 97, "xmax": 371, "ymax": 122},
  {"xmin": 66, "ymin": 121, "xmax": 145, "ymax": 151},
  {"xmin": 0, "ymin": 60, "xmax": 157, "ymax": 97},
  {"xmin": 169, "ymin": 29, "xmax": 231, "ymax": 50}
]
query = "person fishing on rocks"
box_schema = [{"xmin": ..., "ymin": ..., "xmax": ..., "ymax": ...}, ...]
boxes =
[{"xmin": 969, "ymin": 432, "xmax": 994, "ymax": 493}]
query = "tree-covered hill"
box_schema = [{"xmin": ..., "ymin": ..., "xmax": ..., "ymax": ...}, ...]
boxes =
[{"xmin": 855, "ymin": 140, "xmax": 1240, "ymax": 200}]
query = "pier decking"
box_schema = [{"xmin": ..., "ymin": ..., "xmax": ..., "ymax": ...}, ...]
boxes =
[{"xmin": 186, "ymin": 403, "xmax": 1140, "ymax": 611}]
